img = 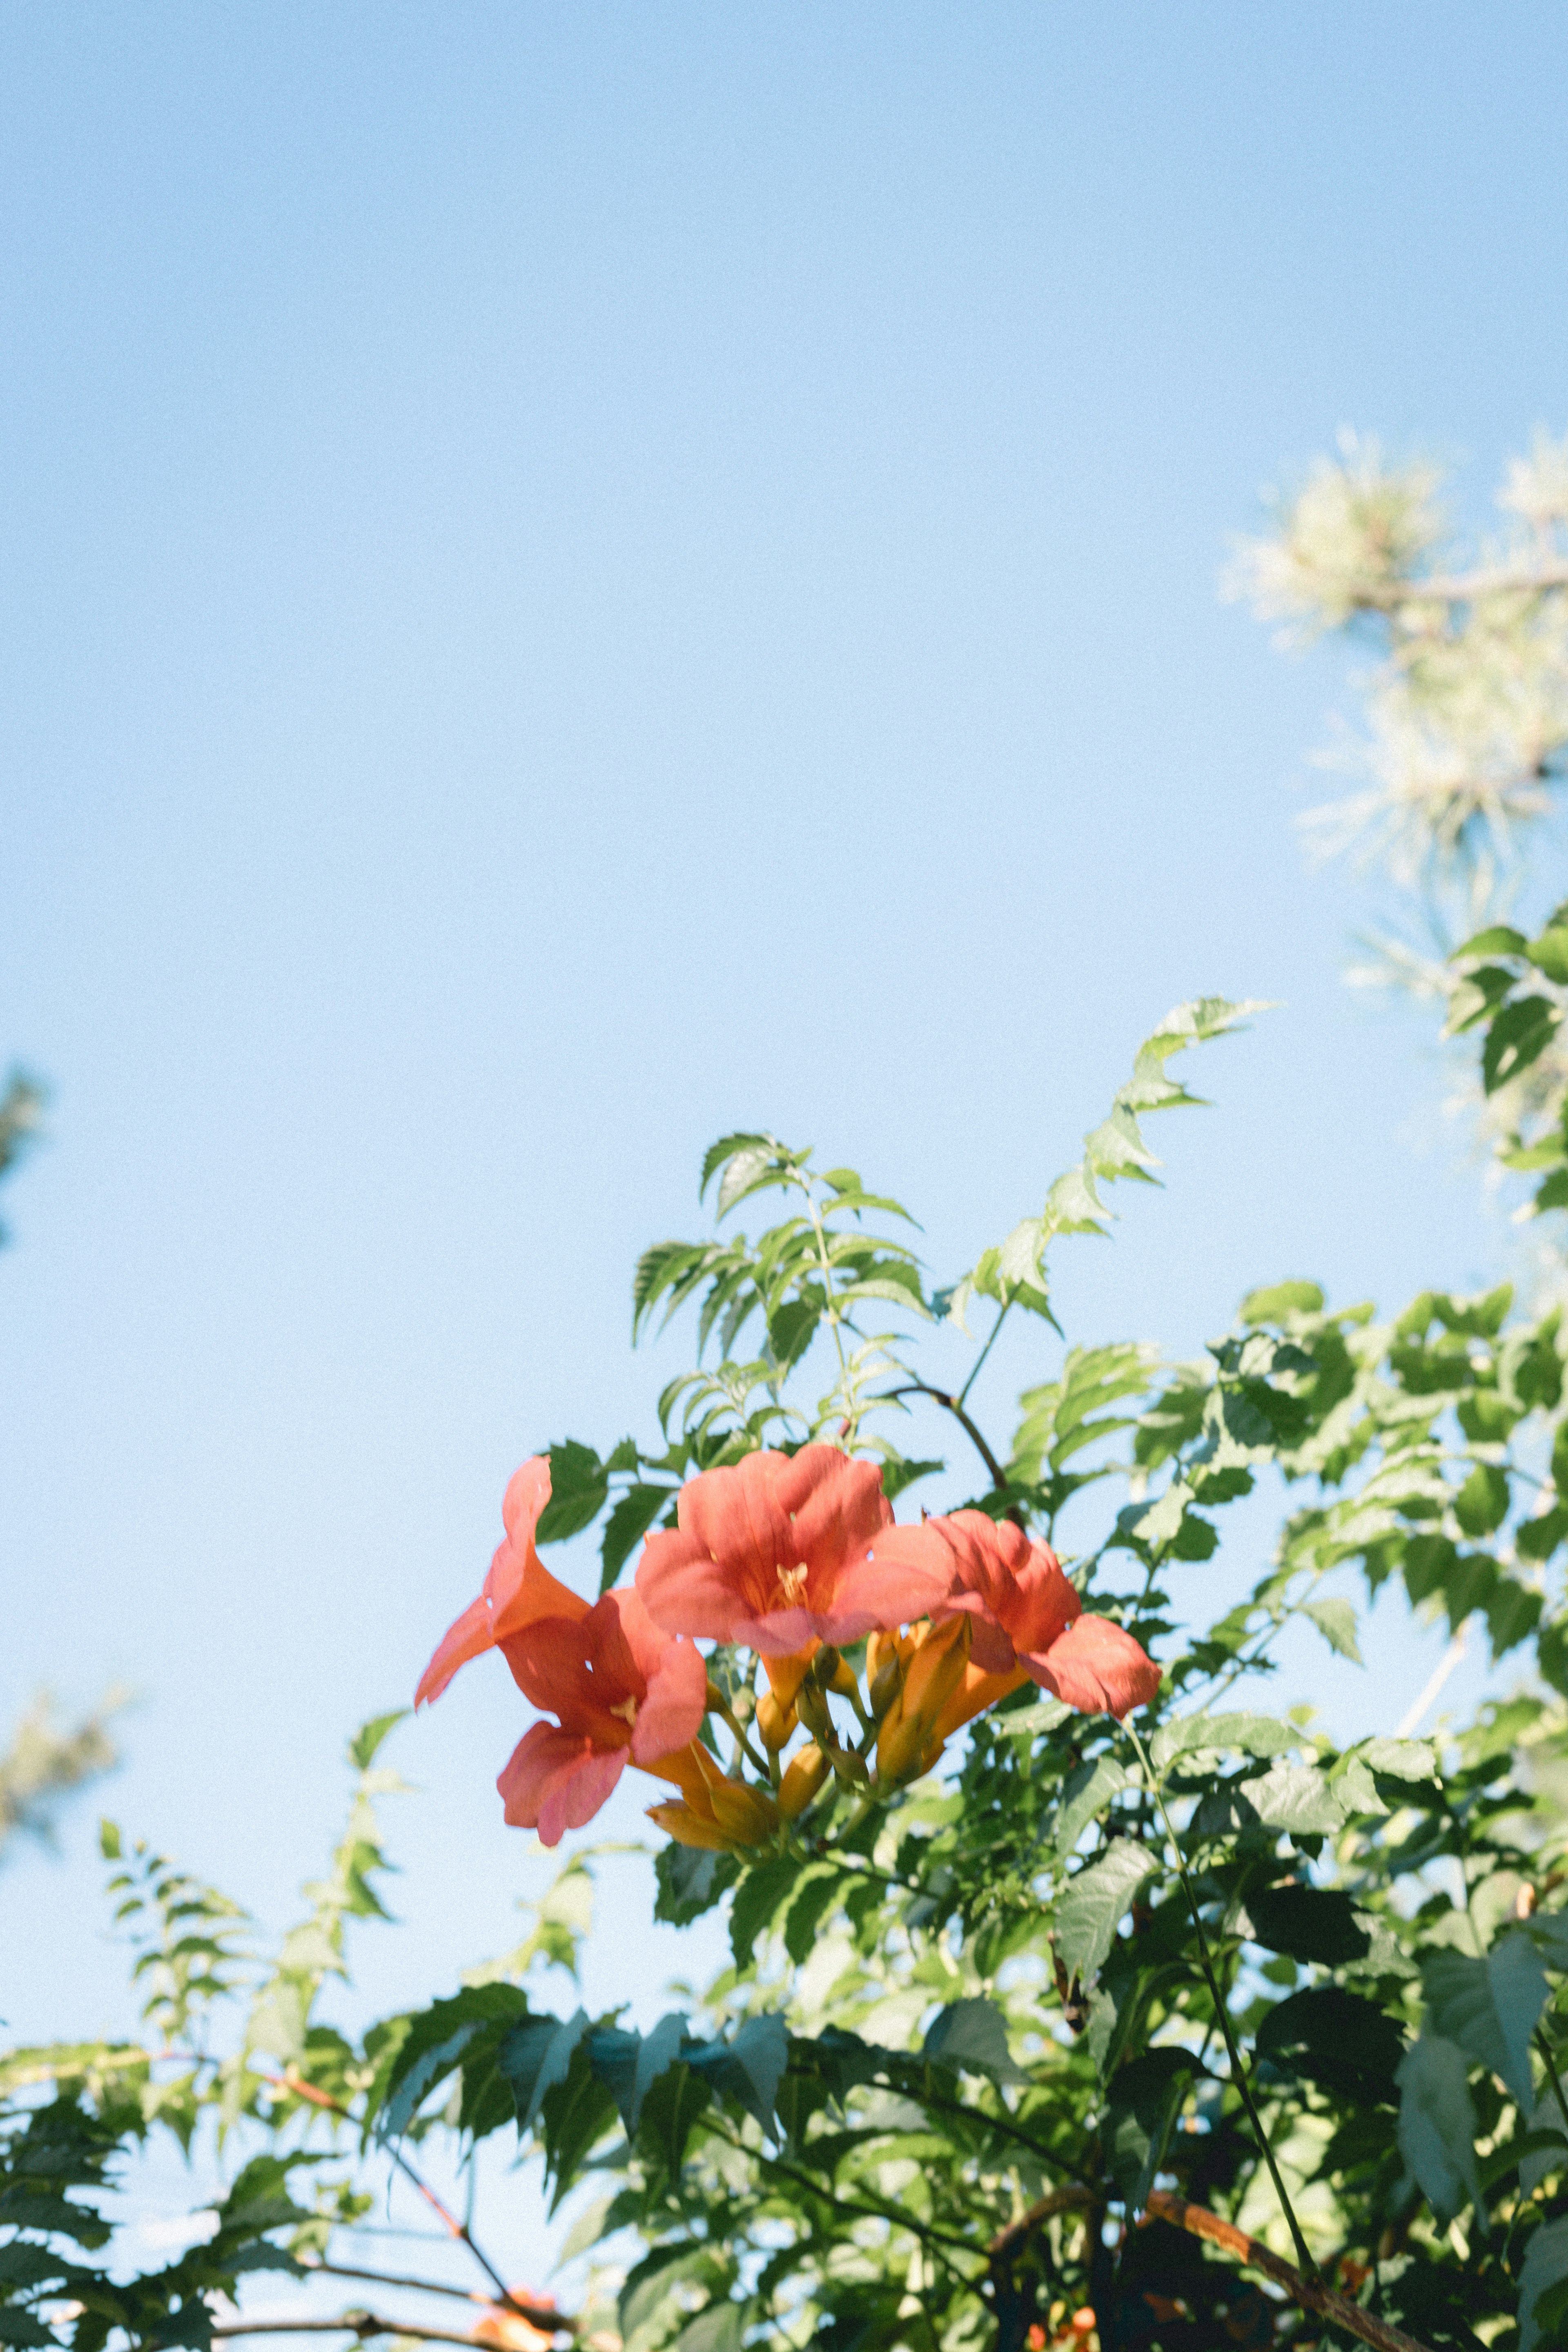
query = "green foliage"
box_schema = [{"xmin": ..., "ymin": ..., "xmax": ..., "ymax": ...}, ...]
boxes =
[{"xmin": 25, "ymin": 430, "xmax": 1568, "ymax": 2352}]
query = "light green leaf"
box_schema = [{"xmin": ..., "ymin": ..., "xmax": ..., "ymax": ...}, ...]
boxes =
[
  {"xmin": 1055, "ymin": 1757, "xmax": 1131, "ymax": 1854},
  {"xmin": 1359, "ymin": 1737, "xmax": 1439, "ymax": 1783},
  {"xmin": 1150, "ymin": 1713, "xmax": 1302, "ymax": 1771},
  {"xmin": 1238, "ymin": 1762, "xmax": 1345, "ymax": 1835},
  {"xmin": 1054, "ymin": 1840, "xmax": 1156, "ymax": 1982},
  {"xmin": 1301, "ymin": 1595, "xmax": 1363, "ymax": 1663}
]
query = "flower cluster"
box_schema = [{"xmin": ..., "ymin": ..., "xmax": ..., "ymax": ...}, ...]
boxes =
[{"xmin": 417, "ymin": 1446, "xmax": 1160, "ymax": 1849}]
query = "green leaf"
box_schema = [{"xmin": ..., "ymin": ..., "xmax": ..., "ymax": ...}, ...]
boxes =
[
  {"xmin": 1054, "ymin": 1757, "xmax": 1131, "ymax": 1854},
  {"xmin": 1238, "ymin": 1762, "xmax": 1345, "ymax": 1835},
  {"xmin": 599, "ymin": 1484, "xmax": 674, "ymax": 1592},
  {"xmin": 499, "ymin": 2009, "xmax": 592, "ymax": 2132},
  {"xmin": 782, "ymin": 1868, "xmax": 842, "ymax": 1966},
  {"xmin": 1150, "ymin": 1713, "xmax": 1301, "ymax": 1771},
  {"xmin": 1244, "ymin": 1884, "xmax": 1370, "ymax": 1967},
  {"xmin": 728, "ymin": 1859, "xmax": 797, "ymax": 1969},
  {"xmin": 1453, "ymin": 924, "xmax": 1529, "ymax": 960},
  {"xmin": 1527, "ymin": 927, "xmax": 1568, "ymax": 985},
  {"xmin": 675, "ymin": 2308, "xmax": 743, "ymax": 2352},
  {"xmin": 1423, "ymin": 1934, "xmax": 1548, "ymax": 2108},
  {"xmin": 688, "ymin": 2014, "xmax": 789, "ymax": 2134},
  {"xmin": 1519, "ymin": 2216, "xmax": 1568, "ymax": 2352},
  {"xmin": 1358, "ymin": 1736, "xmax": 1438, "ymax": 1783},
  {"xmin": 347, "ymin": 1712, "xmax": 407, "ymax": 1772},
  {"xmin": 700, "ymin": 1131, "xmax": 774, "ymax": 1198},
  {"xmin": 1054, "ymin": 1840, "xmax": 1156, "ymax": 1982},
  {"xmin": 535, "ymin": 1442, "xmax": 609, "ymax": 1543},
  {"xmin": 1454, "ymin": 1463, "xmax": 1510, "ymax": 1537},
  {"xmin": 637, "ymin": 2061, "xmax": 711, "ymax": 2178},
  {"xmin": 922, "ymin": 1998, "xmax": 1026, "ymax": 2085},
  {"xmin": 1256, "ymin": 1987, "xmax": 1404, "ymax": 2103},
  {"xmin": 653, "ymin": 1844, "xmax": 738, "ymax": 1928},
  {"xmin": 1483, "ymin": 995, "xmax": 1560, "ymax": 1094},
  {"xmin": 1397, "ymin": 2035, "xmax": 1481, "ymax": 2222},
  {"xmin": 1239, "ymin": 1281, "xmax": 1325, "ymax": 1325},
  {"xmin": 1301, "ymin": 1595, "xmax": 1363, "ymax": 1663},
  {"xmin": 1105, "ymin": 2046, "xmax": 1200, "ymax": 2212}
]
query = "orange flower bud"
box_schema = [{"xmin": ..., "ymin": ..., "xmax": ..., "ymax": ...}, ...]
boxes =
[
  {"xmin": 876, "ymin": 1617, "xmax": 970, "ymax": 1786},
  {"xmin": 762, "ymin": 1646, "xmax": 818, "ymax": 1708},
  {"xmin": 756, "ymin": 1691, "xmax": 797, "ymax": 1750},
  {"xmin": 705, "ymin": 1772, "xmax": 780, "ymax": 1846},
  {"xmin": 646, "ymin": 1800, "xmax": 734, "ymax": 1851},
  {"xmin": 778, "ymin": 1741, "xmax": 831, "ymax": 1818}
]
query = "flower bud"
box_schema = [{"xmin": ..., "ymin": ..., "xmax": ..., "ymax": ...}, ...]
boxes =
[
  {"xmin": 868, "ymin": 1650, "xmax": 903, "ymax": 1720},
  {"xmin": 796, "ymin": 1680, "xmax": 836, "ymax": 1744},
  {"xmin": 705, "ymin": 1773, "xmax": 780, "ymax": 1847},
  {"xmin": 875, "ymin": 1617, "xmax": 970, "ymax": 1786},
  {"xmin": 646, "ymin": 1800, "xmax": 733, "ymax": 1852},
  {"xmin": 779, "ymin": 1741, "xmax": 831, "ymax": 1818},
  {"xmin": 756, "ymin": 1690, "xmax": 797, "ymax": 1750}
]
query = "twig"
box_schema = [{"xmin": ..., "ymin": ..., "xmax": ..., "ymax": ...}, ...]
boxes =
[
  {"xmin": 211, "ymin": 2321, "xmax": 560, "ymax": 2348},
  {"xmin": 986, "ymin": 2185, "xmax": 1094, "ymax": 2263},
  {"xmin": 878, "ymin": 1382, "xmax": 1012, "ymax": 1494},
  {"xmin": 300, "ymin": 2267, "xmax": 569, "ymax": 2332},
  {"xmin": 1145, "ymin": 2192, "xmax": 1435, "ymax": 2352},
  {"xmin": 256, "ymin": 2071, "xmax": 528, "ymax": 2321},
  {"xmin": 1536, "ymin": 2026, "xmax": 1568, "ymax": 2142}
]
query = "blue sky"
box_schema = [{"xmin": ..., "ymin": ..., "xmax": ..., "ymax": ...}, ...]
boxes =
[{"xmin": 5, "ymin": 0, "xmax": 1568, "ymax": 2290}]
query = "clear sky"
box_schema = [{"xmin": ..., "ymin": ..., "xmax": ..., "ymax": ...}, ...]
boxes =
[{"xmin": 5, "ymin": 0, "xmax": 1568, "ymax": 2292}]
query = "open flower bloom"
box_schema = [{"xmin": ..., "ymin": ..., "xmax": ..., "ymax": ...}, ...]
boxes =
[
  {"xmin": 841, "ymin": 1510, "xmax": 1161, "ymax": 1721},
  {"xmin": 416, "ymin": 1456, "xmax": 707, "ymax": 1846},
  {"xmin": 635, "ymin": 1444, "xmax": 907, "ymax": 1661}
]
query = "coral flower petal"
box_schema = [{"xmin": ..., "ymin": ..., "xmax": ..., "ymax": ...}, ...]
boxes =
[
  {"xmin": 497, "ymin": 1724, "xmax": 628, "ymax": 1844},
  {"xmin": 416, "ymin": 1455, "xmax": 587, "ymax": 1708},
  {"xmin": 637, "ymin": 1444, "xmax": 893, "ymax": 1646},
  {"xmin": 1032, "ymin": 1615, "xmax": 1162, "ymax": 1718},
  {"xmin": 631, "ymin": 1630, "xmax": 709, "ymax": 1766}
]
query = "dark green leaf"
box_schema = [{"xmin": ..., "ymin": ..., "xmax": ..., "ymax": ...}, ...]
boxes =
[{"xmin": 1245, "ymin": 1884, "xmax": 1370, "ymax": 1967}]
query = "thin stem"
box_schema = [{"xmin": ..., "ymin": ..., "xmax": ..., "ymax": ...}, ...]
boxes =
[
  {"xmin": 957, "ymin": 1300, "xmax": 1011, "ymax": 1412},
  {"xmin": 1123, "ymin": 1724, "xmax": 1318, "ymax": 2281},
  {"xmin": 797, "ymin": 1178, "xmax": 849, "ymax": 1379},
  {"xmin": 878, "ymin": 1382, "xmax": 1011, "ymax": 1494},
  {"xmin": 710, "ymin": 1693, "xmax": 770, "ymax": 1779},
  {"xmin": 1536, "ymin": 2027, "xmax": 1568, "ymax": 2141},
  {"xmin": 212, "ymin": 2323, "xmax": 561, "ymax": 2349},
  {"xmin": 300, "ymin": 2267, "xmax": 484, "ymax": 2307},
  {"xmin": 256, "ymin": 2072, "xmax": 527, "ymax": 2320}
]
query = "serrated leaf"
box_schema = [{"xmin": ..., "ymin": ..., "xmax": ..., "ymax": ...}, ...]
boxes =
[
  {"xmin": 1054, "ymin": 1841, "xmax": 1156, "ymax": 1982},
  {"xmin": 1054, "ymin": 1757, "xmax": 1131, "ymax": 1854},
  {"xmin": 1150, "ymin": 1713, "xmax": 1301, "ymax": 1771},
  {"xmin": 1238, "ymin": 1762, "xmax": 1345, "ymax": 1835},
  {"xmin": 1359, "ymin": 1737, "xmax": 1438, "ymax": 1783}
]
